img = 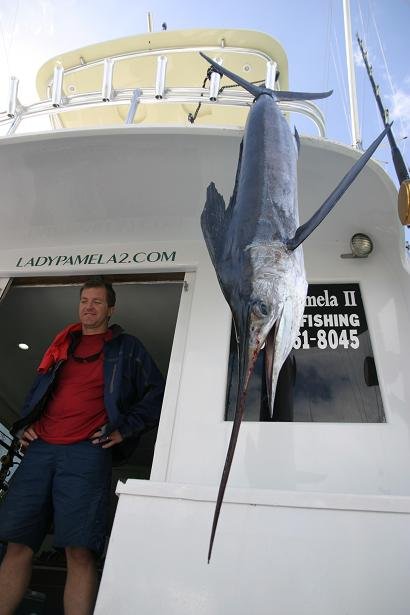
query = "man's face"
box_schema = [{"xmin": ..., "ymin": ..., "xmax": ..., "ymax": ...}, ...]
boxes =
[{"xmin": 79, "ymin": 286, "xmax": 114, "ymax": 333}]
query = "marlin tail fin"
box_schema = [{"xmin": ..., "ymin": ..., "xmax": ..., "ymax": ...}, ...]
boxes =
[{"xmin": 200, "ymin": 52, "xmax": 332, "ymax": 101}]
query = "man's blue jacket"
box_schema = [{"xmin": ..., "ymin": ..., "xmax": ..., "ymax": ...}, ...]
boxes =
[{"xmin": 12, "ymin": 325, "xmax": 165, "ymax": 462}]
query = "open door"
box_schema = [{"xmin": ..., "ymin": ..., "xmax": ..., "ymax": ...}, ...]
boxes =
[{"xmin": 0, "ymin": 273, "xmax": 184, "ymax": 614}]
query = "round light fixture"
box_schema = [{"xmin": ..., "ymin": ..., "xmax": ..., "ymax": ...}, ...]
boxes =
[
  {"xmin": 351, "ymin": 233, "xmax": 373, "ymax": 257},
  {"xmin": 18, "ymin": 343, "xmax": 29, "ymax": 351},
  {"xmin": 341, "ymin": 233, "xmax": 374, "ymax": 259}
]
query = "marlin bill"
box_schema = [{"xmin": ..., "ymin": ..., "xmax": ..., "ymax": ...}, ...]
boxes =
[{"xmin": 199, "ymin": 52, "xmax": 389, "ymax": 562}]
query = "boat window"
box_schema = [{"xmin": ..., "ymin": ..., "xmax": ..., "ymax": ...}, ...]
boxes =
[{"xmin": 225, "ymin": 283, "xmax": 385, "ymax": 423}]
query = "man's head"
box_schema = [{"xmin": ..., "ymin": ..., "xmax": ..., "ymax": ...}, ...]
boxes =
[{"xmin": 79, "ymin": 278, "xmax": 116, "ymax": 334}]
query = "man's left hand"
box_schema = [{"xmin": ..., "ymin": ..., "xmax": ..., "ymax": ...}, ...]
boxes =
[{"xmin": 91, "ymin": 429, "xmax": 123, "ymax": 448}]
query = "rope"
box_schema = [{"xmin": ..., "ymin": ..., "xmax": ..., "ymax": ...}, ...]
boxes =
[
  {"xmin": 0, "ymin": 16, "xmax": 10, "ymax": 75},
  {"xmin": 322, "ymin": 0, "xmax": 333, "ymax": 121},
  {"xmin": 8, "ymin": 0, "xmax": 20, "ymax": 68},
  {"xmin": 331, "ymin": 19, "xmax": 352, "ymax": 142},
  {"xmin": 188, "ymin": 70, "xmax": 265, "ymax": 125},
  {"xmin": 357, "ymin": 0, "xmax": 371, "ymax": 141},
  {"xmin": 188, "ymin": 74, "xmax": 210, "ymax": 124},
  {"xmin": 0, "ymin": 1, "xmax": 20, "ymax": 76}
]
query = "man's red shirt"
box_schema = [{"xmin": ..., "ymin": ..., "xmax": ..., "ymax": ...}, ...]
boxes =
[{"xmin": 34, "ymin": 331, "xmax": 111, "ymax": 444}]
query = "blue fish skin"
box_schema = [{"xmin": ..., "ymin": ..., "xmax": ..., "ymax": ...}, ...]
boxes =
[{"xmin": 200, "ymin": 52, "xmax": 388, "ymax": 562}]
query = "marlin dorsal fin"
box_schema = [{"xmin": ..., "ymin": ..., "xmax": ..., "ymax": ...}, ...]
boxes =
[
  {"xmin": 287, "ymin": 124, "xmax": 390, "ymax": 250},
  {"xmin": 200, "ymin": 182, "xmax": 227, "ymax": 268}
]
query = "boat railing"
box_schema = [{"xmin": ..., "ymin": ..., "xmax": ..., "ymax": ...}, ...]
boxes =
[{"xmin": 0, "ymin": 46, "xmax": 327, "ymax": 136}]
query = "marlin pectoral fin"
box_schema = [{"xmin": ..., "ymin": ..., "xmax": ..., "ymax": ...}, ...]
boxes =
[
  {"xmin": 264, "ymin": 325, "xmax": 277, "ymax": 416},
  {"xmin": 227, "ymin": 140, "xmax": 244, "ymax": 215},
  {"xmin": 264, "ymin": 295, "xmax": 305, "ymax": 418},
  {"xmin": 287, "ymin": 124, "xmax": 391, "ymax": 250},
  {"xmin": 294, "ymin": 126, "xmax": 300, "ymax": 155},
  {"xmin": 201, "ymin": 182, "xmax": 227, "ymax": 268}
]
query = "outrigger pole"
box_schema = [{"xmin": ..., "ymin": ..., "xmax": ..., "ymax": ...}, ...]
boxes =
[
  {"xmin": 343, "ymin": 0, "xmax": 362, "ymax": 149},
  {"xmin": 356, "ymin": 34, "xmax": 410, "ymax": 225}
]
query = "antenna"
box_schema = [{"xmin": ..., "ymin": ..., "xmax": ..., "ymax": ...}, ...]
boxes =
[
  {"xmin": 147, "ymin": 12, "xmax": 153, "ymax": 33},
  {"xmin": 342, "ymin": 0, "xmax": 362, "ymax": 149}
]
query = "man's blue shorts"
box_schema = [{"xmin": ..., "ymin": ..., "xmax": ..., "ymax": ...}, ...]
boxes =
[{"xmin": 0, "ymin": 439, "xmax": 111, "ymax": 555}]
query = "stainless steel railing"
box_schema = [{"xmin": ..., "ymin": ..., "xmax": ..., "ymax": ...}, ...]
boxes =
[{"xmin": 0, "ymin": 46, "xmax": 327, "ymax": 136}]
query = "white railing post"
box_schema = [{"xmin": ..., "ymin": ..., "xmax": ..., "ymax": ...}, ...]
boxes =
[
  {"xmin": 155, "ymin": 56, "xmax": 168, "ymax": 99},
  {"xmin": 7, "ymin": 76, "xmax": 19, "ymax": 118},
  {"xmin": 51, "ymin": 63, "xmax": 64, "ymax": 107},
  {"xmin": 208, "ymin": 57, "xmax": 223, "ymax": 102},
  {"xmin": 265, "ymin": 61, "xmax": 277, "ymax": 89},
  {"xmin": 102, "ymin": 58, "xmax": 114, "ymax": 102}
]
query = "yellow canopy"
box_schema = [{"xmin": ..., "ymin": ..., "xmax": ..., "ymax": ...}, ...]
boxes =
[{"xmin": 36, "ymin": 28, "xmax": 289, "ymax": 129}]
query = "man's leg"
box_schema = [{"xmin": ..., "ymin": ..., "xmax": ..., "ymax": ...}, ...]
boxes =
[
  {"xmin": 54, "ymin": 441, "xmax": 111, "ymax": 614},
  {"xmin": 64, "ymin": 547, "xmax": 98, "ymax": 615},
  {"xmin": 0, "ymin": 542, "xmax": 33, "ymax": 615}
]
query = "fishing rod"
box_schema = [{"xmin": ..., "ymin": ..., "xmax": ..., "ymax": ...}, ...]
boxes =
[{"xmin": 356, "ymin": 35, "xmax": 410, "ymax": 226}]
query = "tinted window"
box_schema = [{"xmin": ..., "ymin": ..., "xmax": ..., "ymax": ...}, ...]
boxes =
[{"xmin": 225, "ymin": 283, "xmax": 385, "ymax": 423}]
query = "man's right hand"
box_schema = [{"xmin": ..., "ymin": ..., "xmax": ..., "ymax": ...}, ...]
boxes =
[{"xmin": 20, "ymin": 425, "xmax": 38, "ymax": 449}]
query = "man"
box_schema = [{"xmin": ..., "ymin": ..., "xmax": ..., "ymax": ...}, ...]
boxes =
[{"xmin": 0, "ymin": 278, "xmax": 165, "ymax": 615}]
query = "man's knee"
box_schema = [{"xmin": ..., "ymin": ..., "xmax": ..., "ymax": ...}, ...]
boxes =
[
  {"xmin": 2, "ymin": 543, "xmax": 33, "ymax": 565},
  {"xmin": 65, "ymin": 546, "xmax": 96, "ymax": 568}
]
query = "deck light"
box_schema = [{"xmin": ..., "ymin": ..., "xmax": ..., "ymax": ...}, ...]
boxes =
[
  {"xmin": 18, "ymin": 343, "xmax": 29, "ymax": 351},
  {"xmin": 341, "ymin": 233, "xmax": 373, "ymax": 258},
  {"xmin": 209, "ymin": 58, "xmax": 223, "ymax": 102},
  {"xmin": 102, "ymin": 58, "xmax": 114, "ymax": 102},
  {"xmin": 7, "ymin": 76, "xmax": 19, "ymax": 118},
  {"xmin": 155, "ymin": 56, "xmax": 168, "ymax": 99},
  {"xmin": 51, "ymin": 62, "xmax": 64, "ymax": 107}
]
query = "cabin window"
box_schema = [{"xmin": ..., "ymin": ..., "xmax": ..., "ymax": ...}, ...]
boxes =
[{"xmin": 225, "ymin": 283, "xmax": 385, "ymax": 423}]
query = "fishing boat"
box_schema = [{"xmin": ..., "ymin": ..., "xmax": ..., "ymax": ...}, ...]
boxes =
[{"xmin": 0, "ymin": 20, "xmax": 409, "ymax": 615}]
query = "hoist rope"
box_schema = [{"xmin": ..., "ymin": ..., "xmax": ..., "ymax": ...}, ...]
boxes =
[{"xmin": 322, "ymin": 0, "xmax": 333, "ymax": 122}]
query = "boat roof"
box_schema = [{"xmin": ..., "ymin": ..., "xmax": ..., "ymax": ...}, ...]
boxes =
[{"xmin": 35, "ymin": 28, "xmax": 289, "ymax": 129}]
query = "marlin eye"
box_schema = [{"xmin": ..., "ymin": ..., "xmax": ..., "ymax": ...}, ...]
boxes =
[
  {"xmin": 259, "ymin": 302, "xmax": 268, "ymax": 316},
  {"xmin": 252, "ymin": 301, "xmax": 268, "ymax": 317}
]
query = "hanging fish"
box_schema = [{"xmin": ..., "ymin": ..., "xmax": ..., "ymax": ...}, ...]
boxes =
[{"xmin": 199, "ymin": 52, "xmax": 389, "ymax": 562}]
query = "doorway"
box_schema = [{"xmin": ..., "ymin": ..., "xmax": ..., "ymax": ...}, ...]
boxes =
[{"xmin": 0, "ymin": 273, "xmax": 184, "ymax": 614}]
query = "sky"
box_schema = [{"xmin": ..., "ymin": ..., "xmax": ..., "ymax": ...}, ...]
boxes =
[{"xmin": 0, "ymin": 0, "xmax": 408, "ymax": 185}]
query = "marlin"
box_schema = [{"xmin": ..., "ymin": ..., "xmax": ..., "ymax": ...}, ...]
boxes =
[{"xmin": 199, "ymin": 52, "xmax": 389, "ymax": 562}]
